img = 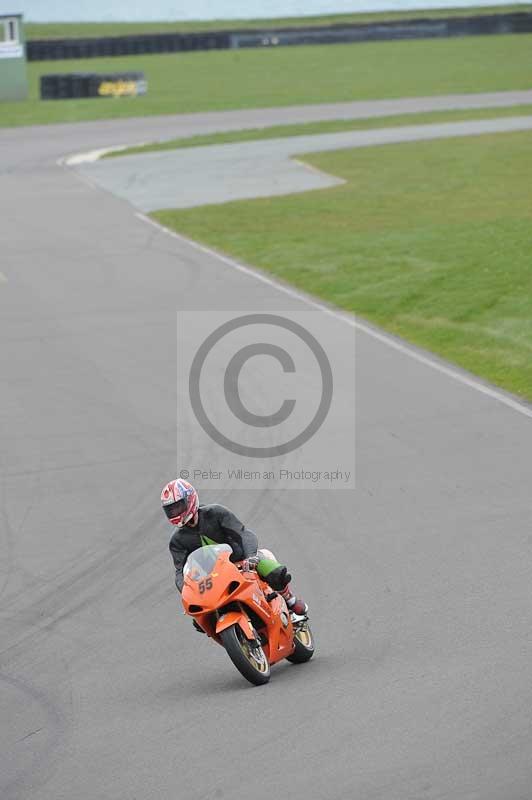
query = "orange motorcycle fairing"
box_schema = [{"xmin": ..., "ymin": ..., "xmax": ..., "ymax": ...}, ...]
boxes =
[
  {"xmin": 215, "ymin": 610, "xmax": 256, "ymax": 641},
  {"xmin": 181, "ymin": 544, "xmax": 296, "ymax": 666}
]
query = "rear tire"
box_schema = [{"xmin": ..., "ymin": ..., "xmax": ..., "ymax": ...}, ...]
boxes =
[
  {"xmin": 220, "ymin": 623, "xmax": 271, "ymax": 685},
  {"xmin": 287, "ymin": 620, "xmax": 315, "ymax": 664}
]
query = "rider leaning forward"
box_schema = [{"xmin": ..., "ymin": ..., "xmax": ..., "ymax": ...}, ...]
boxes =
[{"xmin": 161, "ymin": 478, "xmax": 308, "ymax": 628}]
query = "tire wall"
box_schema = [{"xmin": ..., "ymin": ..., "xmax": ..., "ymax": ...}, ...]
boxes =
[{"xmin": 27, "ymin": 12, "xmax": 532, "ymax": 62}]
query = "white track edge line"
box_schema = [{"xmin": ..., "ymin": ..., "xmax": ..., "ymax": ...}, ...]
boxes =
[
  {"xmin": 136, "ymin": 211, "xmax": 532, "ymax": 420},
  {"xmin": 61, "ymin": 144, "xmax": 146, "ymax": 166}
]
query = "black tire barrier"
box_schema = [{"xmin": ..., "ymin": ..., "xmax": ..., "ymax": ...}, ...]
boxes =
[
  {"xmin": 231, "ymin": 11, "xmax": 532, "ymax": 49},
  {"xmin": 27, "ymin": 12, "xmax": 532, "ymax": 62},
  {"xmin": 29, "ymin": 31, "xmax": 231, "ymax": 61},
  {"xmin": 40, "ymin": 72, "xmax": 147, "ymax": 100}
]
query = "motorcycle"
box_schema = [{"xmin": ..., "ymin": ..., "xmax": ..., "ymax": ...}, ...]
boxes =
[{"xmin": 181, "ymin": 544, "xmax": 314, "ymax": 685}]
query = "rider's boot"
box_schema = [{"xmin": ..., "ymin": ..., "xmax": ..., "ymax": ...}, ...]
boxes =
[
  {"xmin": 264, "ymin": 566, "xmax": 308, "ymax": 615},
  {"xmin": 279, "ymin": 585, "xmax": 308, "ymax": 616}
]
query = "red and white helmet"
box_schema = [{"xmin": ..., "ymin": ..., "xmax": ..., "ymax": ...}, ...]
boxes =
[{"xmin": 161, "ymin": 479, "xmax": 199, "ymax": 527}]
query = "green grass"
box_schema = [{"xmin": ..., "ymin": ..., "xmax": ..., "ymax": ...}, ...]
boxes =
[
  {"xmin": 105, "ymin": 104, "xmax": 532, "ymax": 157},
  {"xmin": 152, "ymin": 130, "xmax": 532, "ymax": 401},
  {"xmin": 25, "ymin": 5, "xmax": 532, "ymax": 39},
  {"xmin": 2, "ymin": 33, "xmax": 532, "ymax": 128}
]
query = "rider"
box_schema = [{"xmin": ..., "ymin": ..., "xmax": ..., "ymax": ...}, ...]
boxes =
[{"xmin": 162, "ymin": 478, "xmax": 308, "ymax": 619}]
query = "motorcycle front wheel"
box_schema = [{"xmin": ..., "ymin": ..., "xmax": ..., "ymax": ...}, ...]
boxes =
[{"xmin": 220, "ymin": 623, "xmax": 271, "ymax": 685}]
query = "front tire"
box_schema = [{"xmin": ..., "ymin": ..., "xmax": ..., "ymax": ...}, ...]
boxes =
[
  {"xmin": 287, "ymin": 620, "xmax": 315, "ymax": 664},
  {"xmin": 220, "ymin": 623, "xmax": 271, "ymax": 685}
]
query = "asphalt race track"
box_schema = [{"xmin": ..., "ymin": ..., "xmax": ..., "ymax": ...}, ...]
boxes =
[
  {"xmin": 76, "ymin": 115, "xmax": 532, "ymax": 210},
  {"xmin": 2, "ymin": 93, "xmax": 532, "ymax": 800}
]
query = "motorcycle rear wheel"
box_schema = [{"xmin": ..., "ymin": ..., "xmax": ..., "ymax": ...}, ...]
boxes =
[
  {"xmin": 220, "ymin": 623, "xmax": 271, "ymax": 685},
  {"xmin": 287, "ymin": 620, "xmax": 315, "ymax": 664}
]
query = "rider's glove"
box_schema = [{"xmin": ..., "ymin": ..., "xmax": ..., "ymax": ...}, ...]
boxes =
[{"xmin": 241, "ymin": 555, "xmax": 260, "ymax": 572}]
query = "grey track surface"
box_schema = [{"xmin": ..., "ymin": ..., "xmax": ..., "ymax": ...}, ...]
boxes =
[
  {"xmin": 3, "ymin": 89, "xmax": 532, "ymax": 168},
  {"xmin": 1, "ymin": 94, "xmax": 532, "ymax": 800},
  {"xmin": 77, "ymin": 115, "xmax": 532, "ymax": 210}
]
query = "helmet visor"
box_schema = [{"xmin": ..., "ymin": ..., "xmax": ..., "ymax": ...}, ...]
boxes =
[{"xmin": 163, "ymin": 498, "xmax": 188, "ymax": 520}]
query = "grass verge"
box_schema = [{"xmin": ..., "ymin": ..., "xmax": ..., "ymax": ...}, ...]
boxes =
[
  {"xmin": 2, "ymin": 33, "xmax": 532, "ymax": 128},
  {"xmin": 152, "ymin": 130, "xmax": 532, "ymax": 400},
  {"xmin": 105, "ymin": 104, "xmax": 532, "ymax": 157},
  {"xmin": 25, "ymin": 5, "xmax": 532, "ymax": 39}
]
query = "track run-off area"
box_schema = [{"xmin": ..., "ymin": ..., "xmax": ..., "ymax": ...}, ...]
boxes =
[{"xmin": 1, "ymin": 92, "xmax": 532, "ymax": 800}]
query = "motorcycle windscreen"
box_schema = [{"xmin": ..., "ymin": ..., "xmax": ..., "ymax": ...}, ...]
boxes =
[{"xmin": 183, "ymin": 543, "xmax": 233, "ymax": 582}]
